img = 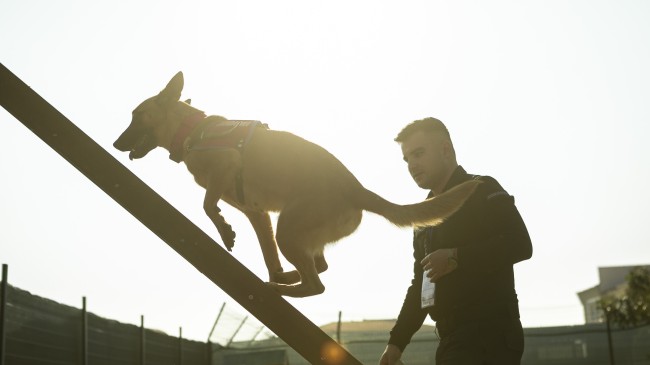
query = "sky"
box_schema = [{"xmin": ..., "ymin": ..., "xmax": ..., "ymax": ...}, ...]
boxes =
[{"xmin": 1, "ymin": 0, "xmax": 650, "ymax": 345}]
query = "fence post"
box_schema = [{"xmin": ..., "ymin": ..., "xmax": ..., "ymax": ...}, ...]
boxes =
[
  {"xmin": 207, "ymin": 302, "xmax": 226, "ymax": 365},
  {"xmin": 336, "ymin": 311, "xmax": 342, "ymax": 344},
  {"xmin": 226, "ymin": 316, "xmax": 248, "ymax": 347},
  {"xmin": 605, "ymin": 310, "xmax": 616, "ymax": 365},
  {"xmin": 140, "ymin": 315, "xmax": 145, "ymax": 365},
  {"xmin": 0, "ymin": 264, "xmax": 8, "ymax": 365},
  {"xmin": 81, "ymin": 297, "xmax": 88, "ymax": 365},
  {"xmin": 179, "ymin": 327, "xmax": 183, "ymax": 365},
  {"xmin": 207, "ymin": 303, "xmax": 226, "ymax": 343},
  {"xmin": 247, "ymin": 326, "xmax": 265, "ymax": 347},
  {"xmin": 207, "ymin": 340, "xmax": 212, "ymax": 365}
]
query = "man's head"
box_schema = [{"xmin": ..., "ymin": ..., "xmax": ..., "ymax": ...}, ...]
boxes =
[{"xmin": 395, "ymin": 117, "xmax": 458, "ymax": 193}]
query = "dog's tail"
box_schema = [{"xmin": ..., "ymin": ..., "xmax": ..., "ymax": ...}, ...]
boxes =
[{"xmin": 352, "ymin": 179, "xmax": 481, "ymax": 227}]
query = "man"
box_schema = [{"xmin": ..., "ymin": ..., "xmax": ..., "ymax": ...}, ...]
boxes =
[{"xmin": 379, "ymin": 118, "xmax": 532, "ymax": 365}]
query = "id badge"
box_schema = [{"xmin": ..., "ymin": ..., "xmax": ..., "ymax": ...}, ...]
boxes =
[{"xmin": 421, "ymin": 270, "xmax": 435, "ymax": 308}]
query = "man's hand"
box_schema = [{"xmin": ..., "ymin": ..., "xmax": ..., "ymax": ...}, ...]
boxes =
[
  {"xmin": 421, "ymin": 248, "xmax": 458, "ymax": 283},
  {"xmin": 379, "ymin": 344, "xmax": 403, "ymax": 365}
]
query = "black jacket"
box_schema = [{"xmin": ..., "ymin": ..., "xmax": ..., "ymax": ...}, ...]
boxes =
[{"xmin": 388, "ymin": 166, "xmax": 532, "ymax": 352}]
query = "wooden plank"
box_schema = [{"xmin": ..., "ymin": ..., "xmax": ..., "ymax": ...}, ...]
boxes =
[{"xmin": 0, "ymin": 63, "xmax": 361, "ymax": 365}]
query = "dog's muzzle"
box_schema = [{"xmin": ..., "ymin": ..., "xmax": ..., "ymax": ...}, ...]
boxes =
[{"xmin": 114, "ymin": 124, "xmax": 157, "ymax": 160}]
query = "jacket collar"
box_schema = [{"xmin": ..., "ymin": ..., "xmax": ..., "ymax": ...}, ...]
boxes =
[
  {"xmin": 427, "ymin": 165, "xmax": 468, "ymax": 198},
  {"xmin": 442, "ymin": 165, "xmax": 470, "ymax": 191}
]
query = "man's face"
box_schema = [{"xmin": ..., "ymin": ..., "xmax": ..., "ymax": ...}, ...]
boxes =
[{"xmin": 400, "ymin": 131, "xmax": 447, "ymax": 190}]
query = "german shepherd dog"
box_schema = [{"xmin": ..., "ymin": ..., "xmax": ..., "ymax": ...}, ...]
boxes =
[{"xmin": 114, "ymin": 72, "xmax": 480, "ymax": 297}]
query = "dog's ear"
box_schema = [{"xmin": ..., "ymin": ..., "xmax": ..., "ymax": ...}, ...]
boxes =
[
  {"xmin": 184, "ymin": 98, "xmax": 192, "ymax": 105},
  {"xmin": 156, "ymin": 71, "xmax": 184, "ymax": 107}
]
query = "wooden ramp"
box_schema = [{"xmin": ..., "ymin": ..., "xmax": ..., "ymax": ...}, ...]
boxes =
[{"xmin": 0, "ymin": 63, "xmax": 362, "ymax": 365}]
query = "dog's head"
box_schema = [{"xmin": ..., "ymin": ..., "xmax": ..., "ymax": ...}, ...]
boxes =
[{"xmin": 113, "ymin": 72, "xmax": 185, "ymax": 160}]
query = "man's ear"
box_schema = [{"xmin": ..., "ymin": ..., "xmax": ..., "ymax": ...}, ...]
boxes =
[
  {"xmin": 441, "ymin": 139, "xmax": 456, "ymax": 162},
  {"xmin": 156, "ymin": 71, "xmax": 184, "ymax": 107}
]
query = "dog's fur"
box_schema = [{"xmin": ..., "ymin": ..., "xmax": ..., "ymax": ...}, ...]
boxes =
[{"xmin": 114, "ymin": 72, "xmax": 480, "ymax": 297}]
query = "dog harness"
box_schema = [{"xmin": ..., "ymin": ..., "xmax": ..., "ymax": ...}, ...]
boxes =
[{"xmin": 169, "ymin": 112, "xmax": 268, "ymax": 205}]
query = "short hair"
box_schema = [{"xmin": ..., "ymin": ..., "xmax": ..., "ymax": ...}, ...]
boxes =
[{"xmin": 394, "ymin": 117, "xmax": 450, "ymax": 143}]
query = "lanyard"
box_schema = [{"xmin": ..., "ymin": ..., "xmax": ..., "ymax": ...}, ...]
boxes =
[{"xmin": 423, "ymin": 227, "xmax": 434, "ymax": 256}]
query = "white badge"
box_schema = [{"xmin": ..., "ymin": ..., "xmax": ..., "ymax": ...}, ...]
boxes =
[{"xmin": 421, "ymin": 270, "xmax": 435, "ymax": 308}]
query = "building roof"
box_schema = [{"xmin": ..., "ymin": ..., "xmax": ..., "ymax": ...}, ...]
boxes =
[
  {"xmin": 577, "ymin": 285, "xmax": 600, "ymax": 304},
  {"xmin": 598, "ymin": 265, "xmax": 648, "ymax": 292},
  {"xmin": 319, "ymin": 319, "xmax": 435, "ymax": 333},
  {"xmin": 577, "ymin": 265, "xmax": 650, "ymax": 299}
]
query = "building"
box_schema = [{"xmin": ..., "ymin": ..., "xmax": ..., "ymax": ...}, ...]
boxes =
[
  {"xmin": 577, "ymin": 265, "xmax": 650, "ymax": 323},
  {"xmin": 233, "ymin": 319, "xmax": 650, "ymax": 365}
]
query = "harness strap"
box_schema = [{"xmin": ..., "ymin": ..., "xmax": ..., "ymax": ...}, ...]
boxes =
[
  {"xmin": 188, "ymin": 120, "xmax": 263, "ymax": 152},
  {"xmin": 187, "ymin": 120, "xmax": 266, "ymax": 206}
]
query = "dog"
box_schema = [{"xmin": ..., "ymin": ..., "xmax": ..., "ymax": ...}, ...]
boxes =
[{"xmin": 114, "ymin": 72, "xmax": 480, "ymax": 297}]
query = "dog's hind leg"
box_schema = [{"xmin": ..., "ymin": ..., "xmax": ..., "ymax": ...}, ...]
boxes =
[
  {"xmin": 268, "ymin": 247, "xmax": 324, "ymax": 297},
  {"xmin": 272, "ymin": 254, "xmax": 328, "ymax": 285},
  {"xmin": 243, "ymin": 210, "xmax": 285, "ymax": 282},
  {"xmin": 269, "ymin": 199, "xmax": 362, "ymax": 297}
]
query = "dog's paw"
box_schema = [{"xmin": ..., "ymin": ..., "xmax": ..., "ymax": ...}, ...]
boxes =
[
  {"xmin": 270, "ymin": 270, "xmax": 301, "ymax": 285},
  {"xmin": 216, "ymin": 223, "xmax": 236, "ymax": 251},
  {"xmin": 265, "ymin": 282, "xmax": 323, "ymax": 297},
  {"xmin": 223, "ymin": 233, "xmax": 236, "ymax": 251},
  {"xmin": 265, "ymin": 282, "xmax": 299, "ymax": 297}
]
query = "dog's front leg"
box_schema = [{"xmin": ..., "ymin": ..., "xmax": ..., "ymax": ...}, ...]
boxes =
[{"xmin": 202, "ymin": 164, "xmax": 239, "ymax": 251}]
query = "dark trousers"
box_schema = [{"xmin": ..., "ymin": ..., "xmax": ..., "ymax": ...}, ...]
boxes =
[{"xmin": 434, "ymin": 305, "xmax": 524, "ymax": 365}]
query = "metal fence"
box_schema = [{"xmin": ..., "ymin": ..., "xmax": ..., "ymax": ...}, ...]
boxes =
[
  {"xmin": 0, "ymin": 265, "xmax": 211, "ymax": 365},
  {"xmin": 227, "ymin": 322, "xmax": 650, "ymax": 365},
  {"xmin": 2, "ymin": 262, "xmax": 649, "ymax": 365}
]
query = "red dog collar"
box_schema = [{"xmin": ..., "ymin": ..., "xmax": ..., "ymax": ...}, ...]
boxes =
[{"xmin": 169, "ymin": 112, "xmax": 206, "ymax": 163}]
